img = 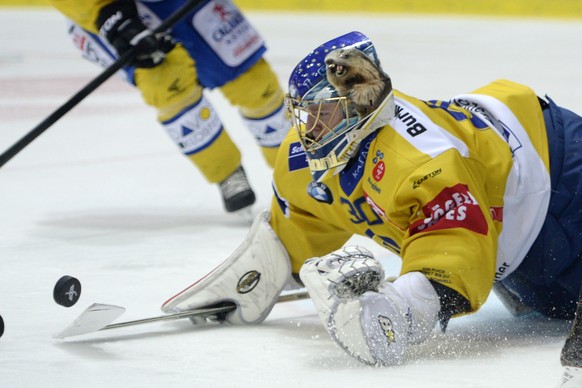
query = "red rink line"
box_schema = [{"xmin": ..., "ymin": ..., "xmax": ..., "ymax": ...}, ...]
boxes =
[
  {"xmin": 0, "ymin": 151, "xmax": 176, "ymax": 173},
  {"xmin": 0, "ymin": 102, "xmax": 146, "ymax": 120},
  {"xmin": 0, "ymin": 75, "xmax": 130, "ymax": 98},
  {"xmin": 0, "ymin": 75, "xmax": 144, "ymax": 119}
]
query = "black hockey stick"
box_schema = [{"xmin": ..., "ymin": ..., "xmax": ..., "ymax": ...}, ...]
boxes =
[
  {"xmin": 560, "ymin": 285, "xmax": 582, "ymax": 368},
  {"xmin": 54, "ymin": 290, "xmax": 310, "ymax": 339},
  {"xmin": 0, "ymin": 0, "xmax": 202, "ymax": 169}
]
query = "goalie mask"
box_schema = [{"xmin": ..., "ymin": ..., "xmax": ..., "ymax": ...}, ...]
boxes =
[{"xmin": 286, "ymin": 31, "xmax": 395, "ymax": 182}]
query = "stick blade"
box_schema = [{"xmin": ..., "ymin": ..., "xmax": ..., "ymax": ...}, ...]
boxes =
[
  {"xmin": 54, "ymin": 303, "xmax": 126, "ymax": 339},
  {"xmin": 558, "ymin": 366, "xmax": 582, "ymax": 387}
]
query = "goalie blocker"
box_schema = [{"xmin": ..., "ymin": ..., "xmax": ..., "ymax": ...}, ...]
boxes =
[{"xmin": 161, "ymin": 211, "xmax": 291, "ymax": 324}]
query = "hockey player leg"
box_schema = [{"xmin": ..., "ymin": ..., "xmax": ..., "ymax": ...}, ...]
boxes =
[
  {"xmin": 161, "ymin": 211, "xmax": 290, "ymax": 324},
  {"xmin": 161, "ymin": 93, "xmax": 256, "ymax": 212},
  {"xmin": 299, "ymin": 246, "xmax": 440, "ymax": 366},
  {"xmin": 136, "ymin": 46, "xmax": 256, "ymax": 212},
  {"xmin": 66, "ymin": 25, "xmax": 255, "ymax": 212},
  {"xmin": 221, "ymin": 58, "xmax": 290, "ymax": 167}
]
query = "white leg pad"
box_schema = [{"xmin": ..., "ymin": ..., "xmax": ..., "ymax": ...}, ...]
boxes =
[{"xmin": 161, "ymin": 211, "xmax": 291, "ymax": 324}]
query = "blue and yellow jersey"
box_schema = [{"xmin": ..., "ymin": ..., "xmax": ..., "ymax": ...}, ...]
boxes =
[{"xmin": 270, "ymin": 79, "xmax": 551, "ymax": 313}]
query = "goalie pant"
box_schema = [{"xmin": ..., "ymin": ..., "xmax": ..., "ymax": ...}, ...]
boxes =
[{"xmin": 500, "ymin": 97, "xmax": 582, "ymax": 320}]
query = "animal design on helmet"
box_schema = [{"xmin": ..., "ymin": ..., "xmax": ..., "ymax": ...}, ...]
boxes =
[{"xmin": 286, "ymin": 31, "xmax": 395, "ymax": 182}]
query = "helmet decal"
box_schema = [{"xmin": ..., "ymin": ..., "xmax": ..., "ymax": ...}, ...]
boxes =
[{"xmin": 285, "ymin": 31, "xmax": 394, "ymax": 182}]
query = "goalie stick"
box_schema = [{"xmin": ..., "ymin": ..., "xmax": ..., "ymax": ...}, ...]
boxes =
[
  {"xmin": 54, "ymin": 290, "xmax": 310, "ymax": 339},
  {"xmin": 0, "ymin": 0, "xmax": 203, "ymax": 169}
]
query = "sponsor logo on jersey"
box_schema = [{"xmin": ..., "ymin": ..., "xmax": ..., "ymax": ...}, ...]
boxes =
[
  {"xmin": 372, "ymin": 150, "xmax": 385, "ymax": 181},
  {"xmin": 340, "ymin": 134, "xmax": 374, "ymax": 196},
  {"xmin": 68, "ymin": 26, "xmax": 116, "ymax": 69},
  {"xmin": 426, "ymin": 99, "xmax": 489, "ymax": 130},
  {"xmin": 307, "ymin": 150, "xmax": 342, "ymax": 172},
  {"xmin": 350, "ymin": 148, "xmax": 367, "ymax": 181},
  {"xmin": 413, "ymin": 168, "xmax": 442, "ymax": 189},
  {"xmin": 395, "ymin": 105, "xmax": 427, "ymax": 137},
  {"xmin": 366, "ymin": 177, "xmax": 382, "ymax": 194},
  {"xmin": 490, "ymin": 206, "xmax": 503, "ymax": 222},
  {"xmin": 211, "ymin": 4, "xmax": 242, "ymax": 39},
  {"xmin": 237, "ymin": 270, "xmax": 261, "ymax": 294},
  {"xmin": 288, "ymin": 141, "xmax": 309, "ymax": 171},
  {"xmin": 494, "ymin": 262, "xmax": 511, "ymax": 281},
  {"xmin": 194, "ymin": 0, "xmax": 263, "ymax": 66},
  {"xmin": 71, "ymin": 32, "xmax": 86, "ymax": 51},
  {"xmin": 307, "ymin": 181, "xmax": 333, "ymax": 204},
  {"xmin": 409, "ymin": 184, "xmax": 488, "ymax": 235},
  {"xmin": 453, "ymin": 98, "xmax": 493, "ymax": 123},
  {"xmin": 209, "ymin": 4, "xmax": 261, "ymax": 59},
  {"xmin": 213, "ymin": 3, "xmax": 230, "ymax": 20},
  {"xmin": 373, "ymin": 162, "xmax": 385, "ymax": 181},
  {"xmin": 452, "ymin": 98, "xmax": 523, "ymax": 155}
]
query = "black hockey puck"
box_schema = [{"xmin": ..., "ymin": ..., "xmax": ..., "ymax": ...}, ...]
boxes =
[
  {"xmin": 53, "ymin": 275, "xmax": 82, "ymax": 307},
  {"xmin": 0, "ymin": 314, "xmax": 4, "ymax": 338}
]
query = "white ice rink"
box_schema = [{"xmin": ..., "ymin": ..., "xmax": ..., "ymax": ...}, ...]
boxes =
[{"xmin": 1, "ymin": 7, "xmax": 581, "ymax": 388}]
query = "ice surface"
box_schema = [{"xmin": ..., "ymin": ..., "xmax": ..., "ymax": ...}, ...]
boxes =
[{"xmin": 1, "ymin": 8, "xmax": 580, "ymax": 388}]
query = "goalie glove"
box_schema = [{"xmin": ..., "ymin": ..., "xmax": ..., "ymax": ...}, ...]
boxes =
[
  {"xmin": 300, "ymin": 246, "xmax": 440, "ymax": 366},
  {"xmin": 96, "ymin": 0, "xmax": 175, "ymax": 68}
]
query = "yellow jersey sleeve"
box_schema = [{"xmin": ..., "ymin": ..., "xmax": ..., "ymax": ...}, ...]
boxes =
[
  {"xmin": 49, "ymin": 0, "xmax": 116, "ymax": 33},
  {"xmin": 394, "ymin": 150, "xmax": 499, "ymax": 313}
]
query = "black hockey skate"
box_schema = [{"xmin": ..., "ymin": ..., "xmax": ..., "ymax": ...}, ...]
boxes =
[{"xmin": 219, "ymin": 166, "xmax": 256, "ymax": 213}]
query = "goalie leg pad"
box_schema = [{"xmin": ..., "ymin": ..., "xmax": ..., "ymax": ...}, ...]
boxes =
[{"xmin": 161, "ymin": 211, "xmax": 290, "ymax": 324}]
